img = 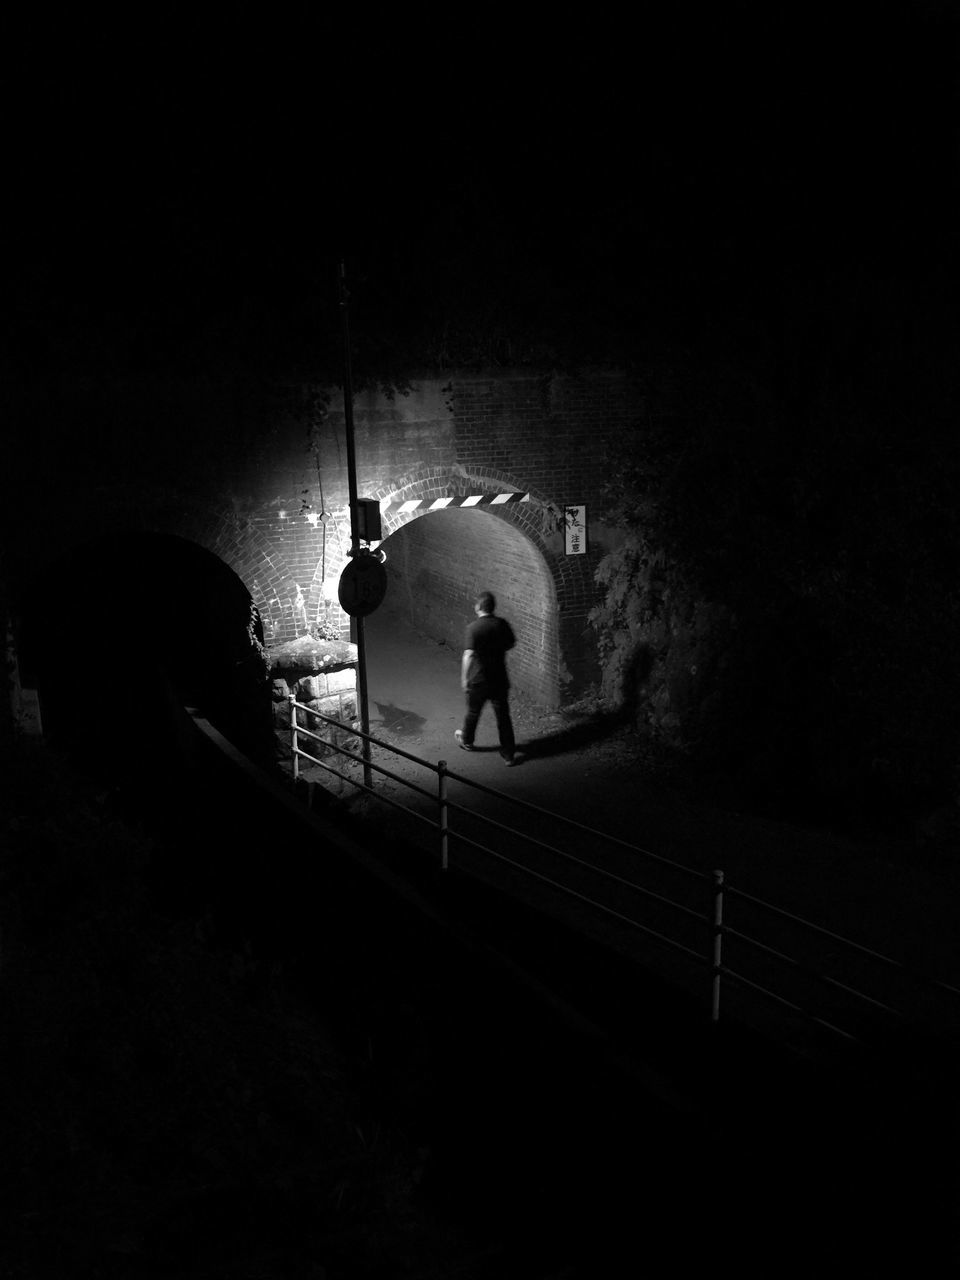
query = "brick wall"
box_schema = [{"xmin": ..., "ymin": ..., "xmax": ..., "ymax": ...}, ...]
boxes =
[
  {"xmin": 250, "ymin": 372, "xmax": 634, "ymax": 703},
  {"xmin": 452, "ymin": 371, "xmax": 635, "ymax": 511},
  {"xmin": 376, "ymin": 506, "xmax": 559, "ymax": 705},
  {"xmin": 18, "ymin": 369, "xmax": 638, "ymax": 709}
]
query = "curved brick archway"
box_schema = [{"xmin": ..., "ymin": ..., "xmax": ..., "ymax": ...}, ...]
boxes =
[
  {"xmin": 117, "ymin": 496, "xmax": 318, "ymax": 646},
  {"xmin": 14, "ymin": 509, "xmax": 280, "ymax": 761},
  {"xmin": 137, "ymin": 499, "xmax": 313, "ymax": 647},
  {"xmin": 311, "ymin": 467, "xmax": 596, "ymax": 705},
  {"xmin": 170, "ymin": 506, "xmax": 295, "ymax": 639},
  {"xmin": 18, "ymin": 484, "xmax": 315, "ymax": 648}
]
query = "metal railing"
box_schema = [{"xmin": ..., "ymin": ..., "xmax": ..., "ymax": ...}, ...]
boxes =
[{"xmin": 287, "ymin": 695, "xmax": 960, "ymax": 1049}]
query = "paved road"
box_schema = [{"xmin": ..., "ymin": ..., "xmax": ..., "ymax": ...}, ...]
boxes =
[
  {"xmin": 294, "ymin": 609, "xmax": 960, "ymax": 1049},
  {"xmin": 205, "ymin": 704, "xmax": 960, "ymax": 1273},
  {"xmin": 279, "ymin": 615, "xmax": 960, "ymax": 1267}
]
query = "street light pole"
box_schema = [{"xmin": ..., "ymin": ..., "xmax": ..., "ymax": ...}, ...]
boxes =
[{"xmin": 338, "ymin": 260, "xmax": 372, "ymax": 788}]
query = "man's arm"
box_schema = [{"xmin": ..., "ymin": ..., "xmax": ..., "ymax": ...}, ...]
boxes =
[{"xmin": 461, "ymin": 649, "xmax": 473, "ymax": 691}]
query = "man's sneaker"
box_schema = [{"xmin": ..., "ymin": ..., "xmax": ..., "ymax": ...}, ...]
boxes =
[
  {"xmin": 504, "ymin": 752, "xmax": 524, "ymax": 767},
  {"xmin": 455, "ymin": 730, "xmax": 474, "ymax": 751}
]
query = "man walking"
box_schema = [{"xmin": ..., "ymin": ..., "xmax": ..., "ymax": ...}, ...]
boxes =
[{"xmin": 455, "ymin": 591, "xmax": 524, "ymax": 766}]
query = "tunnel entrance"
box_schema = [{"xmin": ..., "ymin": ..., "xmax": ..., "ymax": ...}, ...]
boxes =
[
  {"xmin": 367, "ymin": 507, "xmax": 559, "ymax": 707},
  {"xmin": 15, "ymin": 530, "xmax": 273, "ymax": 775}
]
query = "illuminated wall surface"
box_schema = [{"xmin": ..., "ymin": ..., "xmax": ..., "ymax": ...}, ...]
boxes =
[
  {"xmin": 376, "ymin": 506, "xmax": 559, "ymax": 707},
  {"xmin": 21, "ymin": 370, "xmax": 636, "ymax": 707}
]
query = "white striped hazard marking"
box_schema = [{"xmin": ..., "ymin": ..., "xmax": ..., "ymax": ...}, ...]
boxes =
[{"xmin": 383, "ymin": 492, "xmax": 531, "ymax": 514}]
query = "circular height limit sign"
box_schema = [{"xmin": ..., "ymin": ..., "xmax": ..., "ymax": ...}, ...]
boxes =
[{"xmin": 338, "ymin": 552, "xmax": 388, "ymax": 617}]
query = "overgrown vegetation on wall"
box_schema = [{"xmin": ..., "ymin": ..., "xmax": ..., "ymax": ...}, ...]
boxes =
[{"xmin": 589, "ymin": 307, "xmax": 960, "ymax": 824}]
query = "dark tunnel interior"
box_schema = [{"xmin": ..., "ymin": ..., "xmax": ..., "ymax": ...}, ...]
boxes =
[
  {"xmin": 371, "ymin": 506, "xmax": 562, "ymax": 708},
  {"xmin": 15, "ymin": 531, "xmax": 274, "ymax": 782}
]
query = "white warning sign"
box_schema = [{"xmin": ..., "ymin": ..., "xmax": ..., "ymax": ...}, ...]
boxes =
[{"xmin": 564, "ymin": 505, "xmax": 587, "ymax": 556}]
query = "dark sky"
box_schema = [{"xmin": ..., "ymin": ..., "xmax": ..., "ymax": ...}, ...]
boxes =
[{"xmin": 5, "ymin": 8, "xmax": 958, "ymax": 377}]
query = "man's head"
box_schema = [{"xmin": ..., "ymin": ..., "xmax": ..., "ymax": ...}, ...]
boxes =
[{"xmin": 475, "ymin": 590, "xmax": 496, "ymax": 615}]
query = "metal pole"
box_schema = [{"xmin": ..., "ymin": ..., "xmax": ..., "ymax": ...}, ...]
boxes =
[
  {"xmin": 438, "ymin": 760, "xmax": 449, "ymax": 870},
  {"xmin": 711, "ymin": 869, "xmax": 724, "ymax": 1024},
  {"xmin": 288, "ymin": 693, "xmax": 299, "ymax": 782},
  {"xmin": 338, "ymin": 260, "xmax": 372, "ymax": 790}
]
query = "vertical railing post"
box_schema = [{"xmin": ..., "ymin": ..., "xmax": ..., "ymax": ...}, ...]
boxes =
[
  {"xmin": 338, "ymin": 260, "xmax": 373, "ymax": 794},
  {"xmin": 288, "ymin": 693, "xmax": 299, "ymax": 782},
  {"xmin": 711, "ymin": 869, "xmax": 724, "ymax": 1024},
  {"xmin": 438, "ymin": 759, "xmax": 449, "ymax": 871}
]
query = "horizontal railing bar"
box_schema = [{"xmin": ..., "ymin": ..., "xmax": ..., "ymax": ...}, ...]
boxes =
[
  {"xmin": 300, "ymin": 746, "xmax": 703, "ymax": 965},
  {"xmin": 295, "ymin": 741, "xmax": 436, "ymax": 801},
  {"xmin": 291, "ymin": 721, "xmax": 367, "ymax": 753},
  {"xmin": 726, "ymin": 883, "xmax": 960, "ymax": 1000},
  {"xmin": 443, "ymin": 765, "xmax": 705, "ymax": 879},
  {"xmin": 447, "ymin": 798, "xmax": 706, "ymax": 923},
  {"xmin": 346, "ymin": 756, "xmax": 436, "ymax": 801},
  {"xmin": 291, "ymin": 701, "xmax": 440, "ymax": 771},
  {"xmin": 448, "ymin": 830, "xmax": 708, "ymax": 966},
  {"xmin": 291, "ymin": 745, "xmax": 327, "ymax": 770},
  {"xmin": 295, "ymin": 751, "xmax": 440, "ymax": 831},
  {"xmin": 293, "ymin": 697, "xmax": 705, "ymax": 879},
  {"xmin": 725, "ymin": 927, "xmax": 905, "ymax": 1018},
  {"xmin": 290, "ymin": 702, "xmax": 959, "ymax": 1033},
  {"xmin": 345, "ymin": 784, "xmax": 439, "ymax": 829},
  {"xmin": 547, "ymin": 818, "xmax": 709, "ymax": 879},
  {"xmin": 720, "ymin": 967, "xmax": 860, "ymax": 1043},
  {"xmin": 292, "ymin": 750, "xmax": 367, "ymax": 792},
  {"xmin": 290, "ymin": 721, "xmax": 334, "ymax": 747}
]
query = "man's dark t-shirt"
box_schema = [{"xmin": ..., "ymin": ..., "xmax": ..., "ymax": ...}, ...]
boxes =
[{"xmin": 464, "ymin": 615, "xmax": 515, "ymax": 690}]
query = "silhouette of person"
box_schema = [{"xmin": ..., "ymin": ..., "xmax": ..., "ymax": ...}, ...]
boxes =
[{"xmin": 455, "ymin": 590, "xmax": 523, "ymax": 766}]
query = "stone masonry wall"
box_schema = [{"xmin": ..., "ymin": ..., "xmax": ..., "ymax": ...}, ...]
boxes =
[{"xmin": 269, "ymin": 639, "xmax": 360, "ymax": 762}]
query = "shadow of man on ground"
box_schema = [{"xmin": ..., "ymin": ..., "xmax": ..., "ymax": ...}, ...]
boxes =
[
  {"xmin": 519, "ymin": 706, "xmax": 633, "ymax": 760},
  {"xmin": 521, "ymin": 644, "xmax": 648, "ymax": 760},
  {"xmin": 373, "ymin": 702, "xmax": 427, "ymax": 736}
]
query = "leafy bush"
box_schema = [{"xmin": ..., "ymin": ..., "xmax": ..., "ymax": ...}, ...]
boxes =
[{"xmin": 589, "ymin": 320, "xmax": 960, "ymax": 819}]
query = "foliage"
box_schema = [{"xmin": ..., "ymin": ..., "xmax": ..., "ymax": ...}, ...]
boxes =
[
  {"xmin": 312, "ymin": 616, "xmax": 342, "ymax": 642},
  {"xmin": 589, "ymin": 297, "xmax": 960, "ymax": 818}
]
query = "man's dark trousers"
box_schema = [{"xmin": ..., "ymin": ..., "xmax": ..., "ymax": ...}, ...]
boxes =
[{"xmin": 461, "ymin": 682, "xmax": 516, "ymax": 760}]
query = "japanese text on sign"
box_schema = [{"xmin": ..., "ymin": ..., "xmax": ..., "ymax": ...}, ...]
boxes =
[{"xmin": 564, "ymin": 505, "xmax": 587, "ymax": 556}]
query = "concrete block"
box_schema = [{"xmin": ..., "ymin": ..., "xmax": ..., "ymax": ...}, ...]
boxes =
[
  {"xmin": 297, "ymin": 674, "xmax": 327, "ymax": 700},
  {"xmin": 327, "ymin": 668, "xmax": 356, "ymax": 694},
  {"xmin": 302, "ymin": 705, "xmax": 325, "ymax": 738},
  {"xmin": 317, "ymin": 694, "xmax": 342, "ymax": 722}
]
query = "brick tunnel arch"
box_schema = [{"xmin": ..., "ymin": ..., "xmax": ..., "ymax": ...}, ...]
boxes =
[
  {"xmin": 15, "ymin": 523, "xmax": 275, "ymax": 768},
  {"xmin": 8, "ymin": 484, "xmax": 337, "ymax": 763},
  {"xmin": 312, "ymin": 468, "xmax": 596, "ymax": 707},
  {"xmin": 152, "ymin": 498, "xmax": 320, "ymax": 646},
  {"xmin": 13, "ymin": 483, "xmax": 317, "ymax": 652}
]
